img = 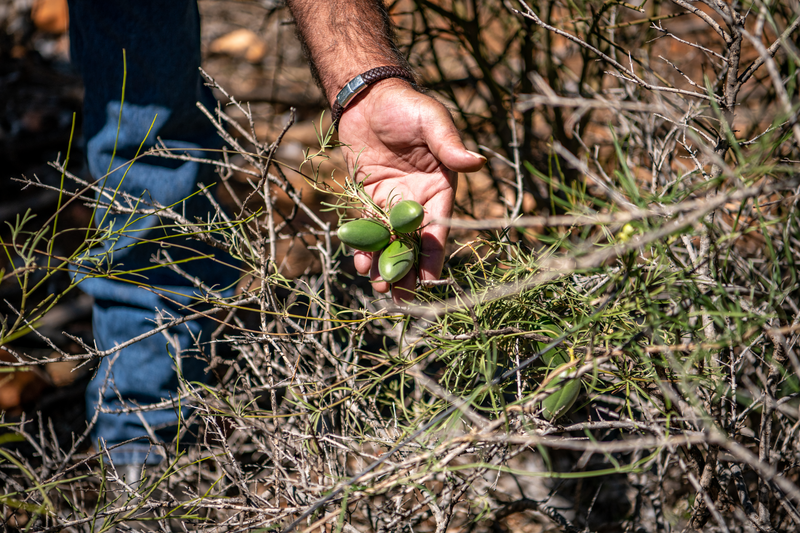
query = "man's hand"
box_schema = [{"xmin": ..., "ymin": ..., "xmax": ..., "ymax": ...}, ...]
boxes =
[
  {"xmin": 285, "ymin": 0, "xmax": 485, "ymax": 302},
  {"xmin": 338, "ymin": 79, "xmax": 485, "ymax": 302}
]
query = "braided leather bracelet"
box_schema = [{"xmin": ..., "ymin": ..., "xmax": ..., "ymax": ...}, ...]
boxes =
[{"xmin": 331, "ymin": 66, "xmax": 416, "ymax": 130}]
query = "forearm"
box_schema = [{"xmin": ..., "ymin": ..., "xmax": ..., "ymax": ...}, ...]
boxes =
[{"xmin": 286, "ymin": 0, "xmax": 410, "ymax": 105}]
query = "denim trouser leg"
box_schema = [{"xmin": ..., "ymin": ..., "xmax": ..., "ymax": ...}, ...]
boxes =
[
  {"xmin": 68, "ymin": 0, "xmax": 237, "ymax": 465},
  {"xmin": 88, "ymin": 302, "xmax": 211, "ymax": 465}
]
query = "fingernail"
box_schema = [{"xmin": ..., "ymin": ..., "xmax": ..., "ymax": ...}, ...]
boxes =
[{"xmin": 467, "ymin": 150, "xmax": 487, "ymax": 161}]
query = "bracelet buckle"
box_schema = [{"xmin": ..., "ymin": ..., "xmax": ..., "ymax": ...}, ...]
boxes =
[{"xmin": 336, "ymin": 75, "xmax": 367, "ymax": 108}]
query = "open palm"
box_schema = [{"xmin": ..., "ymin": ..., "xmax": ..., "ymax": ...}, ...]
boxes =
[{"xmin": 337, "ymin": 79, "xmax": 485, "ymax": 302}]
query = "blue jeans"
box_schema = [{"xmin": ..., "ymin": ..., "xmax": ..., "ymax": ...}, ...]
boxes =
[{"xmin": 68, "ymin": 0, "xmax": 239, "ymax": 464}]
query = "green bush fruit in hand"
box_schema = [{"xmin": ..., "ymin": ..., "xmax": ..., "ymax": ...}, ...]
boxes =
[
  {"xmin": 337, "ymin": 219, "xmax": 391, "ymax": 252},
  {"xmin": 389, "ymin": 200, "xmax": 424, "ymax": 233},
  {"xmin": 378, "ymin": 239, "xmax": 415, "ymax": 283}
]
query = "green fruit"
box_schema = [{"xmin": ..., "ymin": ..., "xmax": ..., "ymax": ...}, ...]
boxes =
[
  {"xmin": 337, "ymin": 219, "xmax": 391, "ymax": 252},
  {"xmin": 532, "ymin": 320, "xmax": 566, "ymax": 368},
  {"xmin": 534, "ymin": 320, "xmax": 581, "ymax": 420},
  {"xmin": 378, "ymin": 240, "xmax": 415, "ymax": 283},
  {"xmin": 541, "ymin": 373, "xmax": 581, "ymax": 420},
  {"xmin": 389, "ymin": 200, "xmax": 424, "ymax": 233}
]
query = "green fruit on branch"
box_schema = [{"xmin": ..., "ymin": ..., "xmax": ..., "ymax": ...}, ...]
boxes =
[
  {"xmin": 378, "ymin": 239, "xmax": 416, "ymax": 283},
  {"xmin": 337, "ymin": 219, "xmax": 391, "ymax": 252},
  {"xmin": 389, "ymin": 200, "xmax": 424, "ymax": 233},
  {"xmin": 540, "ymin": 365, "xmax": 581, "ymax": 420},
  {"xmin": 535, "ymin": 321, "xmax": 581, "ymax": 420}
]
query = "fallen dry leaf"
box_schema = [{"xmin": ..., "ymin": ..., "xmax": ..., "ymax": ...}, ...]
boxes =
[
  {"xmin": 209, "ymin": 28, "xmax": 267, "ymax": 63},
  {"xmin": 31, "ymin": 0, "xmax": 68, "ymax": 34},
  {"xmin": 0, "ymin": 349, "xmax": 49, "ymax": 414}
]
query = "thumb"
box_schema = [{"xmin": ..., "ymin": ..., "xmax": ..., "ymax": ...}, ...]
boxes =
[{"xmin": 424, "ymin": 108, "xmax": 486, "ymax": 173}]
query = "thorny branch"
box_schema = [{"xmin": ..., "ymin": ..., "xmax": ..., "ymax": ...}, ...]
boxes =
[{"xmin": 2, "ymin": 1, "xmax": 800, "ymax": 532}]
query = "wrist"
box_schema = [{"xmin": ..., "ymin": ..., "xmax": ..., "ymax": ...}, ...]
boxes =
[
  {"xmin": 323, "ymin": 61, "xmax": 408, "ymax": 106},
  {"xmin": 331, "ymin": 66, "xmax": 416, "ymax": 129}
]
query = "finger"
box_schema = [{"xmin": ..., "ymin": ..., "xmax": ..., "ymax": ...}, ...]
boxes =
[
  {"xmin": 370, "ymin": 252, "xmax": 390, "ymax": 293},
  {"xmin": 417, "ymin": 224, "xmax": 448, "ymax": 282},
  {"xmin": 391, "ymin": 267, "xmax": 416, "ymax": 304},
  {"xmin": 354, "ymin": 250, "xmax": 372, "ymax": 275},
  {"xmin": 423, "ymin": 108, "xmax": 487, "ymax": 173},
  {"xmin": 414, "ymin": 168, "xmax": 455, "ymax": 282}
]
